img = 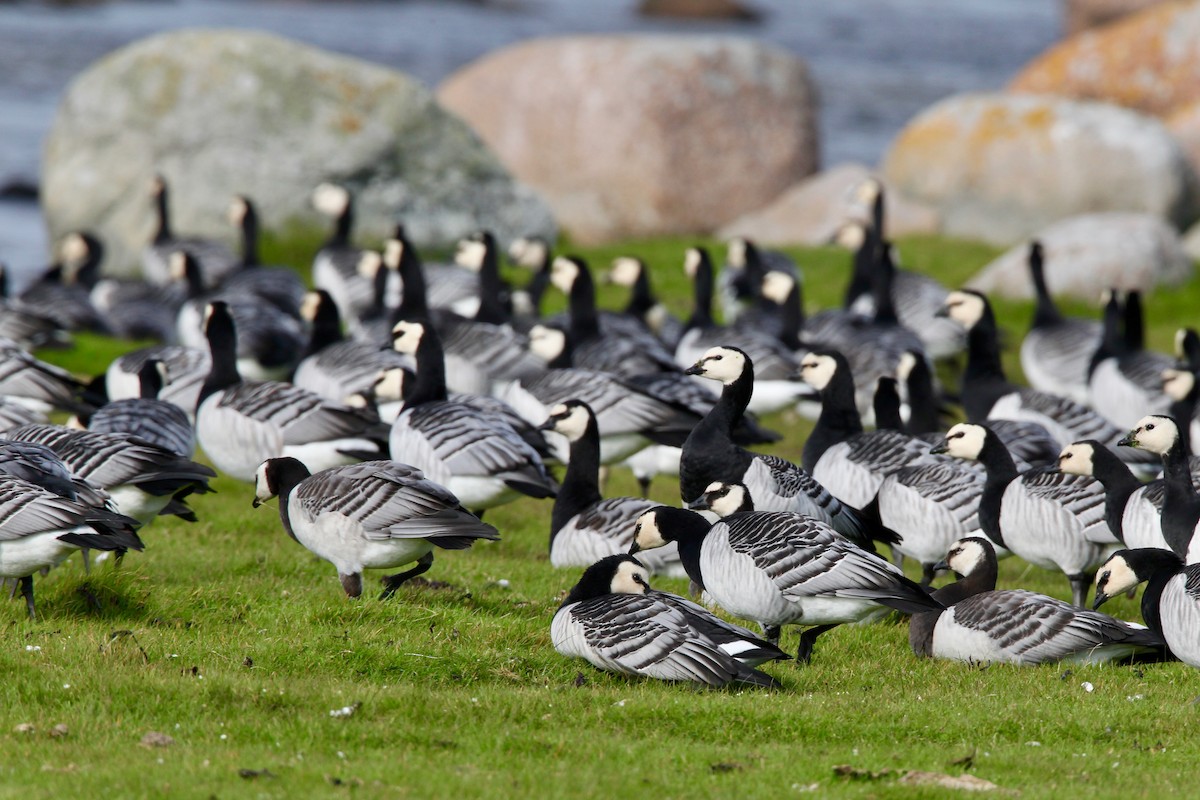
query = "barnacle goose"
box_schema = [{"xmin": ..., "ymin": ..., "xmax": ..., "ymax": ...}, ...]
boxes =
[
  {"xmin": 0, "ymin": 440, "xmax": 111, "ymax": 511},
  {"xmin": 541, "ymin": 400, "xmax": 683, "ymax": 576},
  {"xmin": 83, "ymin": 359, "xmax": 195, "ymax": 458},
  {"xmin": 449, "ymin": 231, "xmax": 511, "ymax": 324},
  {"xmin": 507, "ymin": 235, "xmax": 553, "ymax": 327},
  {"xmin": 680, "ymin": 346, "xmax": 879, "ymax": 548},
  {"xmin": 1089, "ymin": 291, "xmax": 1173, "ymax": 430},
  {"xmin": 910, "ymin": 537, "xmax": 1163, "ymax": 664},
  {"xmin": 939, "ymin": 289, "xmax": 1158, "ymax": 473},
  {"xmin": 142, "ymin": 174, "xmax": 236, "ymax": 288},
  {"xmin": 0, "ymin": 265, "xmax": 68, "ymax": 350},
  {"xmin": 196, "ymin": 302, "xmax": 387, "ymax": 482},
  {"xmin": 553, "ymin": 554, "xmax": 786, "ymax": 687},
  {"xmin": 254, "ymin": 457, "xmax": 499, "ymax": 599},
  {"xmin": 718, "ymin": 236, "xmax": 797, "ymax": 331},
  {"xmin": 2, "ymin": 423, "xmax": 215, "ymax": 525},
  {"xmin": 934, "ymin": 422, "xmax": 1113, "ymax": 607},
  {"xmin": 312, "ymin": 183, "xmax": 376, "ymax": 324},
  {"xmin": 17, "ymin": 241, "xmax": 107, "ymax": 334},
  {"xmin": 631, "ymin": 487, "xmax": 940, "ymax": 663},
  {"xmin": 388, "ymin": 320, "xmax": 556, "ymax": 511},
  {"xmin": 0, "ymin": 475, "xmax": 143, "ymax": 618},
  {"xmin": 1118, "ymin": 415, "xmax": 1200, "ymax": 562},
  {"xmin": 106, "ymin": 345, "xmax": 210, "ymax": 418},
  {"xmin": 1018, "ymin": 241, "xmax": 1101, "ymax": 405},
  {"xmin": 0, "ymin": 339, "xmax": 93, "ymax": 415},
  {"xmin": 1163, "ymin": 358, "xmax": 1200, "ymax": 454},
  {"xmin": 221, "ymin": 195, "xmax": 306, "ymax": 316},
  {"xmin": 1095, "ymin": 548, "xmax": 1200, "ymax": 667},
  {"xmin": 607, "ymin": 256, "xmax": 685, "ymax": 350}
]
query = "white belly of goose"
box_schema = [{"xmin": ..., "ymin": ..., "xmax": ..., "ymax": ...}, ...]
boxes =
[
  {"xmin": 105, "ymin": 485, "xmax": 172, "ymax": 526},
  {"xmin": 197, "ymin": 394, "xmax": 284, "ymax": 481},
  {"xmin": 1161, "ymin": 573, "xmax": 1200, "ymax": 667},
  {"xmin": 291, "ymin": 501, "xmax": 434, "ymax": 575},
  {"xmin": 0, "ymin": 530, "xmax": 85, "ymax": 578}
]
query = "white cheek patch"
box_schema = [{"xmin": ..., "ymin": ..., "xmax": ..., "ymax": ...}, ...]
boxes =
[
  {"xmin": 1162, "ymin": 369, "xmax": 1195, "ymax": 402},
  {"xmin": 1098, "ymin": 556, "xmax": 1140, "ymax": 598},
  {"xmin": 456, "ymin": 240, "xmax": 487, "ymax": 271},
  {"xmin": 709, "ymin": 487, "xmax": 745, "ymax": 518},
  {"xmin": 634, "ymin": 513, "xmax": 669, "ymax": 551},
  {"xmin": 896, "ymin": 351, "xmax": 917, "ymax": 382},
  {"xmin": 835, "ymin": 223, "xmax": 866, "ymax": 250},
  {"xmin": 726, "ymin": 238, "xmax": 747, "ymax": 269},
  {"xmin": 944, "ymin": 423, "xmax": 986, "ymax": 460},
  {"xmin": 683, "ymin": 248, "xmax": 702, "ymax": 279},
  {"xmin": 312, "ymin": 183, "xmax": 349, "ymax": 216},
  {"xmin": 391, "ymin": 322, "xmax": 424, "ymax": 355},
  {"xmin": 529, "ymin": 326, "xmax": 566, "ymax": 362},
  {"xmin": 948, "ymin": 540, "xmax": 984, "ymax": 575},
  {"xmin": 384, "ymin": 239, "xmax": 404, "ymax": 269},
  {"xmin": 254, "ymin": 462, "xmax": 276, "ymax": 502},
  {"xmin": 760, "ymin": 271, "xmax": 794, "ymax": 305},
  {"xmin": 610, "ymin": 561, "xmax": 649, "ymax": 595},
  {"xmin": 375, "ymin": 369, "xmax": 406, "ymax": 401},
  {"xmin": 550, "ymin": 257, "xmax": 579, "ymax": 294},
  {"xmin": 61, "ymin": 233, "xmax": 88, "ymax": 264},
  {"xmin": 168, "ymin": 251, "xmax": 189, "ymax": 280},
  {"xmin": 227, "ymin": 197, "xmax": 248, "ymax": 225},
  {"xmin": 609, "ymin": 257, "xmax": 642, "ymax": 287},
  {"xmin": 299, "ymin": 292, "xmax": 323, "ymax": 322},
  {"xmin": 799, "ymin": 354, "xmax": 836, "ymax": 391},
  {"xmin": 357, "ymin": 251, "xmax": 383, "ymax": 278},
  {"xmin": 1057, "ymin": 444, "xmax": 1094, "ymax": 476},
  {"xmin": 555, "ymin": 406, "xmax": 590, "ymax": 442}
]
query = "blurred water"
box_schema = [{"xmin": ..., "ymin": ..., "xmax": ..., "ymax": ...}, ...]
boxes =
[{"xmin": 0, "ymin": 0, "xmax": 1061, "ymax": 281}]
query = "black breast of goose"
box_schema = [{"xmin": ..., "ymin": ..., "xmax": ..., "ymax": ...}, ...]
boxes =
[
  {"xmin": 1095, "ymin": 548, "xmax": 1200, "ymax": 667},
  {"xmin": 254, "ymin": 457, "xmax": 499, "ymax": 599},
  {"xmin": 388, "ymin": 320, "xmax": 556, "ymax": 512},
  {"xmin": 1089, "ymin": 291, "xmax": 1173, "ymax": 429},
  {"xmin": 679, "ymin": 346, "xmax": 881, "ymax": 548},
  {"xmin": 632, "ymin": 487, "xmax": 940, "ymax": 663},
  {"xmin": 1119, "ymin": 415, "xmax": 1200, "ymax": 562},
  {"xmin": 552, "ymin": 554, "xmax": 785, "ymax": 687},
  {"xmin": 142, "ymin": 174, "xmax": 236, "ymax": 288},
  {"xmin": 195, "ymin": 301, "xmax": 388, "ymax": 482},
  {"xmin": 934, "ymin": 422, "xmax": 1111, "ymax": 607},
  {"xmin": 911, "ymin": 537, "xmax": 1163, "ymax": 664},
  {"xmin": 1018, "ymin": 241, "xmax": 1101, "ymax": 405},
  {"xmin": 541, "ymin": 400, "xmax": 683, "ymax": 576},
  {"xmin": 219, "ymin": 195, "xmax": 306, "ymax": 317},
  {"xmin": 607, "ymin": 256, "xmax": 685, "ymax": 350}
]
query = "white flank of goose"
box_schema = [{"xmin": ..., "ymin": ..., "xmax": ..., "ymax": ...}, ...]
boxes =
[
  {"xmin": 1095, "ymin": 548, "xmax": 1200, "ymax": 668},
  {"xmin": 254, "ymin": 457, "xmax": 499, "ymax": 599},
  {"xmin": 631, "ymin": 487, "xmax": 941, "ymax": 663},
  {"xmin": 552, "ymin": 554, "xmax": 786, "ymax": 688},
  {"xmin": 910, "ymin": 538, "xmax": 1162, "ymax": 665}
]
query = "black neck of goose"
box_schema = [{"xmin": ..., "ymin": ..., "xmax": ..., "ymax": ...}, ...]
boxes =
[
  {"xmin": 843, "ymin": 236, "xmax": 874, "ymax": 309},
  {"xmin": 873, "ymin": 378, "xmax": 904, "ymax": 432},
  {"xmin": 661, "ymin": 509, "xmax": 712, "ymax": 591},
  {"xmin": 72, "ymin": 235, "xmax": 105, "ymax": 289},
  {"xmin": 715, "ymin": 367, "xmax": 754, "ymax": 433},
  {"xmin": 902, "ymin": 357, "xmax": 941, "ymax": 435},
  {"xmin": 180, "ymin": 256, "xmax": 206, "ymax": 299},
  {"xmin": 153, "ymin": 185, "xmax": 172, "ymax": 244},
  {"xmin": 961, "ymin": 304, "xmax": 1012, "ymax": 422},
  {"xmin": 975, "ymin": 431, "xmax": 1018, "ymax": 548},
  {"xmin": 1028, "ymin": 244, "xmax": 1063, "ymax": 327},
  {"xmin": 550, "ymin": 415, "xmax": 603, "ymax": 537},
  {"xmin": 474, "ymin": 240, "xmax": 509, "ymax": 325},
  {"xmin": 1124, "ymin": 291, "xmax": 1146, "ymax": 351},
  {"xmin": 625, "ymin": 266, "xmax": 657, "ymax": 317},
  {"xmin": 775, "ymin": 280, "xmax": 806, "ymax": 350},
  {"xmin": 871, "ymin": 242, "xmax": 899, "ymax": 325},
  {"xmin": 1136, "ymin": 550, "xmax": 1186, "ymax": 642},
  {"xmin": 933, "ymin": 552, "xmax": 999, "ymax": 608},
  {"xmin": 239, "ymin": 203, "xmax": 261, "ymax": 267},
  {"xmin": 1089, "ymin": 294, "xmax": 1124, "ymax": 375},
  {"xmin": 679, "ymin": 366, "xmax": 755, "ymax": 503},
  {"xmin": 1085, "ymin": 443, "xmax": 1141, "ymax": 542},
  {"xmin": 803, "ymin": 361, "xmax": 863, "ymax": 472},
  {"xmin": 304, "ymin": 296, "xmax": 344, "ymax": 357},
  {"xmin": 567, "ymin": 266, "xmax": 601, "ymax": 341},
  {"xmin": 272, "ymin": 459, "xmax": 314, "ymax": 544},
  {"xmin": 1159, "ymin": 431, "xmax": 1198, "ymax": 556},
  {"xmin": 199, "ymin": 308, "xmax": 242, "ymax": 404},
  {"xmin": 1169, "ymin": 390, "xmax": 1198, "ymax": 456},
  {"xmin": 526, "ymin": 264, "xmax": 551, "ymax": 316},
  {"xmin": 137, "ymin": 362, "xmax": 163, "ymax": 400},
  {"xmin": 405, "ymin": 330, "xmax": 449, "ymax": 406},
  {"xmin": 686, "ymin": 253, "xmax": 716, "ymax": 331},
  {"xmin": 0, "ymin": 266, "xmax": 8, "ymax": 299},
  {"xmin": 366, "ymin": 257, "xmax": 391, "ymax": 318},
  {"xmin": 392, "ymin": 243, "xmax": 431, "ymax": 325},
  {"xmin": 331, "ymin": 198, "xmax": 354, "ymax": 247}
]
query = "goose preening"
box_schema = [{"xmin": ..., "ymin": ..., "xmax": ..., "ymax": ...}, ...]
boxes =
[
  {"xmin": 1089, "ymin": 291, "xmax": 1173, "ymax": 430},
  {"xmin": 0, "ymin": 439, "xmax": 111, "ymax": 511},
  {"xmin": 910, "ymin": 538, "xmax": 1163, "ymax": 665},
  {"xmin": 0, "ymin": 264, "xmax": 69, "ymax": 350},
  {"xmin": 631, "ymin": 488, "xmax": 940, "ymax": 663},
  {"xmin": 680, "ymin": 346, "xmax": 879, "ymax": 548},
  {"xmin": 933, "ymin": 422, "xmax": 1112, "ymax": 607},
  {"xmin": 938, "ymin": 289, "xmax": 1158, "ymax": 473},
  {"xmin": 1094, "ymin": 548, "xmax": 1200, "ymax": 667},
  {"xmin": 0, "ymin": 474, "xmax": 143, "ymax": 618},
  {"xmin": 254, "ymin": 457, "xmax": 499, "ymax": 599},
  {"xmin": 196, "ymin": 302, "xmax": 388, "ymax": 482},
  {"xmin": 83, "ymin": 358, "xmax": 196, "ymax": 458},
  {"xmin": 388, "ymin": 320, "xmax": 556, "ymax": 511},
  {"xmin": 552, "ymin": 554, "xmax": 786, "ymax": 688},
  {"xmin": 541, "ymin": 400, "xmax": 683, "ymax": 576},
  {"xmin": 142, "ymin": 174, "xmax": 236, "ymax": 288},
  {"xmin": 1118, "ymin": 415, "xmax": 1200, "ymax": 562},
  {"xmin": 1019, "ymin": 242, "xmax": 1101, "ymax": 405}
]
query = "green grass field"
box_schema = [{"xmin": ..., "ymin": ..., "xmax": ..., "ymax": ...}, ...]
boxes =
[{"xmin": 4, "ymin": 235, "xmax": 1197, "ymax": 799}]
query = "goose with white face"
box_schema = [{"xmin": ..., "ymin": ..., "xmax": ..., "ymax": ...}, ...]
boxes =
[
  {"xmin": 1118, "ymin": 415, "xmax": 1179, "ymax": 455},
  {"xmin": 550, "ymin": 256, "xmax": 582, "ymax": 294},
  {"xmin": 227, "ymin": 195, "xmax": 249, "ymax": 226},
  {"xmin": 726, "ymin": 238, "xmax": 748, "ymax": 269},
  {"xmin": 697, "ymin": 482, "xmax": 748, "ymax": 519},
  {"xmin": 932, "ymin": 423, "xmax": 988, "ymax": 461},
  {"xmin": 455, "ymin": 237, "xmax": 488, "ymax": 272},
  {"xmin": 59, "ymin": 232, "xmax": 91, "ymax": 266},
  {"xmin": 1056, "ymin": 442, "xmax": 1097, "ymax": 477},
  {"xmin": 683, "ymin": 247, "xmax": 704, "ymax": 279},
  {"xmin": 253, "ymin": 461, "xmax": 279, "ymax": 508},
  {"xmin": 895, "ymin": 351, "xmax": 918, "ymax": 383},
  {"xmin": 939, "ymin": 290, "xmax": 986, "ymax": 331},
  {"xmin": 608, "ymin": 256, "xmax": 643, "ymax": 288},
  {"xmin": 312, "ymin": 183, "xmax": 350, "ymax": 217},
  {"xmin": 544, "ymin": 402, "xmax": 591, "ymax": 443},
  {"xmin": 760, "ymin": 271, "xmax": 795, "ymax": 306},
  {"xmin": 942, "ymin": 537, "xmax": 989, "ymax": 577},
  {"xmin": 1162, "ymin": 368, "xmax": 1195, "ymax": 402},
  {"xmin": 685, "ymin": 346, "xmax": 746, "ymax": 385},
  {"xmin": 632, "ymin": 510, "xmax": 670, "ymax": 552},
  {"xmin": 833, "ymin": 221, "xmax": 867, "ymax": 250},
  {"xmin": 609, "ymin": 559, "xmax": 652, "ymax": 596},
  {"xmin": 390, "ymin": 321, "xmax": 426, "ymax": 356},
  {"xmin": 298, "ymin": 291, "xmax": 324, "ymax": 323},
  {"xmin": 508, "ymin": 237, "xmax": 547, "ymax": 270},
  {"xmin": 528, "ymin": 325, "xmax": 567, "ymax": 363},
  {"xmin": 1093, "ymin": 553, "xmax": 1141, "ymax": 605},
  {"xmin": 798, "ymin": 352, "xmax": 838, "ymax": 392}
]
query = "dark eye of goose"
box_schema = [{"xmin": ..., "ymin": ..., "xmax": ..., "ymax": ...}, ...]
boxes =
[
  {"xmin": 712, "ymin": 355, "xmax": 723, "ymax": 361},
  {"xmin": 951, "ymin": 432, "xmax": 964, "ymax": 439},
  {"xmin": 633, "ymin": 574, "xmax": 649, "ymax": 589},
  {"xmin": 1146, "ymin": 423, "xmax": 1156, "ymax": 431},
  {"xmin": 1061, "ymin": 451, "xmax": 1072, "ymax": 460}
]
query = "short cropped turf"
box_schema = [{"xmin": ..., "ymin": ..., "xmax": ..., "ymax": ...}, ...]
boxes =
[{"xmin": 4, "ymin": 234, "xmax": 1197, "ymax": 799}]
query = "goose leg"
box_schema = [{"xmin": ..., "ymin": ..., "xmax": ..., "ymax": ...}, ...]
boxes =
[
  {"xmin": 797, "ymin": 624, "xmax": 838, "ymax": 664},
  {"xmin": 1068, "ymin": 572, "xmax": 1093, "ymax": 608},
  {"xmin": 339, "ymin": 572, "xmax": 363, "ymax": 599},
  {"xmin": 80, "ymin": 548, "xmax": 91, "ymax": 574},
  {"xmin": 380, "ymin": 552, "xmax": 435, "ymax": 599},
  {"xmin": 19, "ymin": 576, "xmax": 35, "ymax": 621},
  {"xmin": 761, "ymin": 624, "xmax": 782, "ymax": 644},
  {"xmin": 636, "ymin": 475, "xmax": 652, "ymax": 499}
]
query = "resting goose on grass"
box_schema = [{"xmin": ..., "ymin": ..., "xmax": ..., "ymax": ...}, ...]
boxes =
[
  {"xmin": 631, "ymin": 485, "xmax": 940, "ymax": 663},
  {"xmin": 1089, "ymin": 291, "xmax": 1173, "ymax": 430},
  {"xmin": 552, "ymin": 554, "xmax": 786, "ymax": 688},
  {"xmin": 910, "ymin": 537, "xmax": 1163, "ymax": 665},
  {"xmin": 933, "ymin": 422, "xmax": 1112, "ymax": 607},
  {"xmin": 507, "ymin": 235, "xmax": 553, "ymax": 329},
  {"xmin": 607, "ymin": 256, "xmax": 685, "ymax": 350},
  {"xmin": 1118, "ymin": 415, "xmax": 1200, "ymax": 563},
  {"xmin": 254, "ymin": 457, "xmax": 499, "ymax": 599},
  {"xmin": 541, "ymin": 400, "xmax": 683, "ymax": 576},
  {"xmin": 311, "ymin": 183, "xmax": 376, "ymax": 325},
  {"xmin": 0, "ymin": 264, "xmax": 68, "ymax": 350},
  {"xmin": 1094, "ymin": 548, "xmax": 1200, "ymax": 668},
  {"xmin": 195, "ymin": 302, "xmax": 388, "ymax": 482},
  {"xmin": 388, "ymin": 320, "xmax": 556, "ymax": 512},
  {"xmin": 0, "ymin": 339, "xmax": 93, "ymax": 415},
  {"xmin": 718, "ymin": 237, "xmax": 797, "ymax": 334}
]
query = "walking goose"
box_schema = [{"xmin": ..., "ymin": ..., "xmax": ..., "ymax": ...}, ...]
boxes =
[
  {"xmin": 388, "ymin": 320, "xmax": 556, "ymax": 511},
  {"xmin": 1118, "ymin": 415, "xmax": 1200, "ymax": 562},
  {"xmin": 910, "ymin": 537, "xmax": 1163, "ymax": 664},
  {"xmin": 83, "ymin": 359, "xmax": 196, "ymax": 458},
  {"xmin": 541, "ymin": 400, "xmax": 683, "ymax": 576},
  {"xmin": 939, "ymin": 289, "xmax": 1158, "ymax": 473},
  {"xmin": 631, "ymin": 489, "xmax": 941, "ymax": 663},
  {"xmin": 1019, "ymin": 242, "xmax": 1101, "ymax": 405},
  {"xmin": 254, "ymin": 457, "xmax": 499, "ymax": 599},
  {"xmin": 1094, "ymin": 548, "xmax": 1200, "ymax": 667},
  {"xmin": 552, "ymin": 554, "xmax": 786, "ymax": 688},
  {"xmin": 196, "ymin": 302, "xmax": 387, "ymax": 482},
  {"xmin": 680, "ymin": 346, "xmax": 879, "ymax": 547},
  {"xmin": 142, "ymin": 174, "xmax": 236, "ymax": 288},
  {"xmin": 933, "ymin": 422, "xmax": 1112, "ymax": 607}
]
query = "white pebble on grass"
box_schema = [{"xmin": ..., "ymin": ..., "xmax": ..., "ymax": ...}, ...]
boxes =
[
  {"xmin": 24, "ymin": 645, "xmax": 40, "ymax": 652},
  {"xmin": 1081, "ymin": 682, "xmax": 1095, "ymax": 693}
]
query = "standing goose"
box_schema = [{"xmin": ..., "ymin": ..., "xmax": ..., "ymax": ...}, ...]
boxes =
[
  {"xmin": 934, "ymin": 422, "xmax": 1112, "ymax": 607},
  {"xmin": 631, "ymin": 487, "xmax": 941, "ymax": 663},
  {"xmin": 83, "ymin": 359, "xmax": 195, "ymax": 458},
  {"xmin": 607, "ymin": 256, "xmax": 685, "ymax": 350},
  {"xmin": 680, "ymin": 346, "xmax": 879, "ymax": 548},
  {"xmin": 1094, "ymin": 548, "xmax": 1200, "ymax": 667},
  {"xmin": 1089, "ymin": 291, "xmax": 1173, "ymax": 429},
  {"xmin": 1118, "ymin": 415, "xmax": 1200, "ymax": 562},
  {"xmin": 910, "ymin": 538, "xmax": 1163, "ymax": 664},
  {"xmin": 541, "ymin": 400, "xmax": 683, "ymax": 576},
  {"xmin": 939, "ymin": 289, "xmax": 1158, "ymax": 473},
  {"xmin": 388, "ymin": 320, "xmax": 556, "ymax": 511},
  {"xmin": 552, "ymin": 554, "xmax": 786, "ymax": 688},
  {"xmin": 1019, "ymin": 242, "xmax": 1101, "ymax": 405},
  {"xmin": 311, "ymin": 183, "xmax": 376, "ymax": 324},
  {"xmin": 254, "ymin": 457, "xmax": 499, "ymax": 599},
  {"xmin": 507, "ymin": 235, "xmax": 553, "ymax": 329},
  {"xmin": 220, "ymin": 195, "xmax": 306, "ymax": 316},
  {"xmin": 142, "ymin": 174, "xmax": 236, "ymax": 287},
  {"xmin": 195, "ymin": 302, "xmax": 388, "ymax": 482},
  {"xmin": 449, "ymin": 231, "xmax": 511, "ymax": 324}
]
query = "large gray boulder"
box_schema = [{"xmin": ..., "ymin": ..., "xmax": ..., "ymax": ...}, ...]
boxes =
[
  {"xmin": 882, "ymin": 93, "xmax": 1199, "ymax": 245},
  {"xmin": 42, "ymin": 29, "xmax": 555, "ymax": 275},
  {"xmin": 968, "ymin": 212, "xmax": 1192, "ymax": 300},
  {"xmin": 438, "ymin": 36, "xmax": 818, "ymax": 245}
]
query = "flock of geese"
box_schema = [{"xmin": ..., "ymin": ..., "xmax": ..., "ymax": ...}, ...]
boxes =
[{"xmin": 1, "ymin": 175, "xmax": 1198, "ymax": 690}]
